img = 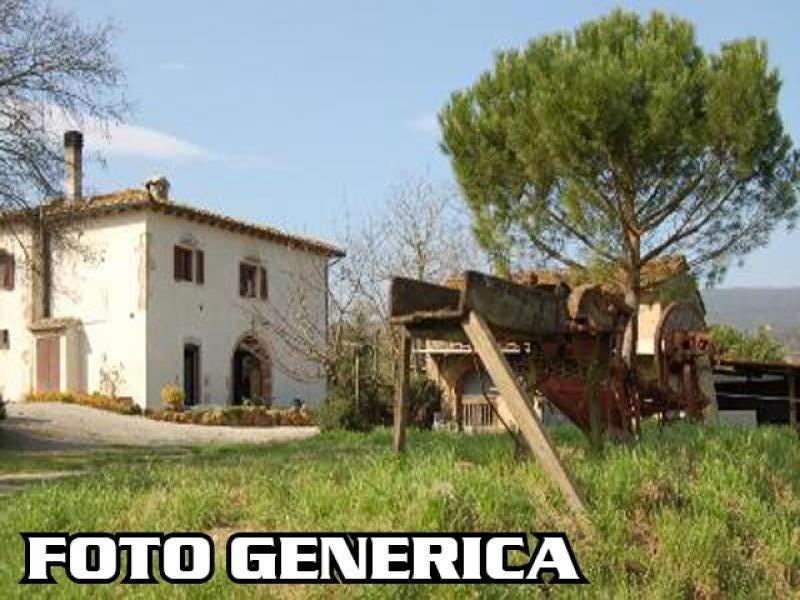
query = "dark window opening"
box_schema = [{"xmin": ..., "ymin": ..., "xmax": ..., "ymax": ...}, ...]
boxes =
[
  {"xmin": 0, "ymin": 251, "xmax": 15, "ymax": 291},
  {"xmin": 0, "ymin": 329, "xmax": 9, "ymax": 350},
  {"xmin": 195, "ymin": 250, "xmax": 205, "ymax": 284},
  {"xmin": 174, "ymin": 246, "xmax": 193, "ymax": 282},
  {"xmin": 232, "ymin": 336, "xmax": 271, "ymax": 406},
  {"xmin": 183, "ymin": 343, "xmax": 200, "ymax": 406},
  {"xmin": 259, "ymin": 266, "xmax": 268, "ymax": 300},
  {"xmin": 239, "ymin": 263, "xmax": 257, "ymax": 298}
]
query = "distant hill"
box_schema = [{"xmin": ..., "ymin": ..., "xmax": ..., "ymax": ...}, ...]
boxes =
[{"xmin": 701, "ymin": 287, "xmax": 800, "ymax": 359}]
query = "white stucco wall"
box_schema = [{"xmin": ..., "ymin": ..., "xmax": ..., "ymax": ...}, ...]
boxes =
[
  {"xmin": 0, "ymin": 229, "xmax": 33, "ymax": 402},
  {"xmin": 0, "ymin": 214, "xmax": 148, "ymax": 403},
  {"xmin": 1, "ymin": 207, "xmax": 330, "ymax": 409},
  {"xmin": 48, "ymin": 214, "xmax": 149, "ymax": 403},
  {"xmin": 145, "ymin": 212, "xmax": 329, "ymax": 409}
]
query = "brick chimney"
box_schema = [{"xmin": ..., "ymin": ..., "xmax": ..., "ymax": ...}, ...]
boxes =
[{"xmin": 64, "ymin": 130, "xmax": 83, "ymax": 202}]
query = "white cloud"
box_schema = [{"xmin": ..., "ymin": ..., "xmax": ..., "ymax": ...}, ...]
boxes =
[
  {"xmin": 88, "ymin": 121, "xmax": 210, "ymax": 161},
  {"xmin": 45, "ymin": 107, "xmax": 288, "ymax": 169},
  {"xmin": 407, "ymin": 113, "xmax": 439, "ymax": 135}
]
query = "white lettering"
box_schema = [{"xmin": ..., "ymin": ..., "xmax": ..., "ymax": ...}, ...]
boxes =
[
  {"xmin": 412, "ymin": 537, "xmax": 459, "ymax": 580},
  {"xmin": 118, "ymin": 535, "xmax": 160, "ymax": 582},
  {"xmin": 161, "ymin": 536, "xmax": 212, "ymax": 582},
  {"xmin": 68, "ymin": 536, "xmax": 117, "ymax": 581},
  {"xmin": 229, "ymin": 536, "xmax": 276, "ymax": 581},
  {"xmin": 526, "ymin": 536, "xmax": 584, "ymax": 582},
  {"xmin": 370, "ymin": 537, "xmax": 410, "ymax": 580},
  {"xmin": 319, "ymin": 536, "xmax": 368, "ymax": 581},
  {"xmin": 22, "ymin": 535, "xmax": 67, "ymax": 583},
  {"xmin": 485, "ymin": 536, "xmax": 526, "ymax": 581}
]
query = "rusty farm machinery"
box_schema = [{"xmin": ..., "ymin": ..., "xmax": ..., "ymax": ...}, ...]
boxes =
[{"xmin": 388, "ymin": 271, "xmax": 716, "ymax": 513}]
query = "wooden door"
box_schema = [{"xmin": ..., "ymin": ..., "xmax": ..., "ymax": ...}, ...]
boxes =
[
  {"xmin": 36, "ymin": 336, "xmax": 60, "ymax": 392},
  {"xmin": 183, "ymin": 344, "xmax": 200, "ymax": 406}
]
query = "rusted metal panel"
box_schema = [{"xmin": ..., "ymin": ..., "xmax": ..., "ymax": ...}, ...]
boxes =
[{"xmin": 567, "ymin": 284, "xmax": 629, "ymax": 331}]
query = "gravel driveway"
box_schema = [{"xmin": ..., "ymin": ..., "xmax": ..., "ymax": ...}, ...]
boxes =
[{"xmin": 0, "ymin": 402, "xmax": 319, "ymax": 451}]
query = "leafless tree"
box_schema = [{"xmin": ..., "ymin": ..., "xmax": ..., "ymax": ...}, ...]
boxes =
[
  {"xmin": 343, "ymin": 174, "xmax": 486, "ymax": 323},
  {"xmin": 250, "ymin": 174, "xmax": 486, "ymax": 388},
  {"xmin": 0, "ymin": 0, "xmax": 125, "ymax": 217},
  {"xmin": 379, "ymin": 176, "xmax": 479, "ymax": 283}
]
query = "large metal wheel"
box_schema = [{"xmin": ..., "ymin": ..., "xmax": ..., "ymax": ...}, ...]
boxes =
[
  {"xmin": 653, "ymin": 301, "xmax": 717, "ymax": 420},
  {"xmin": 654, "ymin": 301, "xmax": 706, "ymax": 394}
]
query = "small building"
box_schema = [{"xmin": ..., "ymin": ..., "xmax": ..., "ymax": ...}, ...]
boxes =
[
  {"xmin": 423, "ymin": 258, "xmax": 703, "ymax": 430},
  {"xmin": 0, "ymin": 132, "xmax": 343, "ymax": 409}
]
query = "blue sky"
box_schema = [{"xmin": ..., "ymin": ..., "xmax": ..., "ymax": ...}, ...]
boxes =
[{"xmin": 61, "ymin": 1, "xmax": 799, "ymax": 288}]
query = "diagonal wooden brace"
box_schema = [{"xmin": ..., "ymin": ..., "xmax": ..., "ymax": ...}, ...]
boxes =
[
  {"xmin": 392, "ymin": 326, "xmax": 411, "ymax": 453},
  {"xmin": 461, "ymin": 310, "xmax": 587, "ymax": 515}
]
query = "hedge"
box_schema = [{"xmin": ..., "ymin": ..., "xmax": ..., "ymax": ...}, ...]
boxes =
[
  {"xmin": 143, "ymin": 406, "xmax": 313, "ymax": 427},
  {"xmin": 24, "ymin": 391, "xmax": 142, "ymax": 415},
  {"xmin": 24, "ymin": 391, "xmax": 313, "ymax": 428}
]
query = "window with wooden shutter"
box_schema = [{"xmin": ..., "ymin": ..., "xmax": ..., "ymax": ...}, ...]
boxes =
[
  {"xmin": 174, "ymin": 246, "xmax": 182, "ymax": 280},
  {"xmin": 195, "ymin": 250, "xmax": 205, "ymax": 284},
  {"xmin": 0, "ymin": 251, "xmax": 14, "ymax": 291},
  {"xmin": 174, "ymin": 246, "xmax": 193, "ymax": 282},
  {"xmin": 259, "ymin": 266, "xmax": 268, "ymax": 300},
  {"xmin": 239, "ymin": 263, "xmax": 257, "ymax": 298}
]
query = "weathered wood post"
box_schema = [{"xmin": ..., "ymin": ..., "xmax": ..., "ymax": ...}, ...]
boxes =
[
  {"xmin": 586, "ymin": 336, "xmax": 607, "ymax": 452},
  {"xmin": 461, "ymin": 311, "xmax": 586, "ymax": 514},
  {"xmin": 789, "ymin": 369, "xmax": 797, "ymax": 434},
  {"xmin": 393, "ymin": 327, "xmax": 411, "ymax": 452},
  {"xmin": 353, "ymin": 347, "xmax": 360, "ymax": 412}
]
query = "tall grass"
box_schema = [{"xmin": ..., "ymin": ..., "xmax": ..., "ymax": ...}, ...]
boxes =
[{"xmin": 0, "ymin": 424, "xmax": 798, "ymax": 598}]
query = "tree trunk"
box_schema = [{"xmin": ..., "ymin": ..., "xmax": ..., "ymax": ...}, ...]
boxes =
[
  {"xmin": 621, "ymin": 264, "xmax": 640, "ymax": 371},
  {"xmin": 619, "ymin": 208, "xmax": 642, "ymax": 369}
]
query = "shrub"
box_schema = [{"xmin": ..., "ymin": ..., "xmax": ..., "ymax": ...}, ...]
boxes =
[
  {"xmin": 407, "ymin": 377, "xmax": 442, "ymax": 429},
  {"xmin": 709, "ymin": 324, "xmax": 785, "ymax": 362},
  {"xmin": 0, "ymin": 399, "xmax": 5, "ymax": 420},
  {"xmin": 160, "ymin": 385, "xmax": 185, "ymax": 410},
  {"xmin": 316, "ymin": 382, "xmax": 390, "ymax": 432},
  {"xmin": 24, "ymin": 391, "xmax": 141, "ymax": 416},
  {"xmin": 315, "ymin": 387, "xmax": 357, "ymax": 432},
  {"xmin": 143, "ymin": 406, "xmax": 313, "ymax": 428}
]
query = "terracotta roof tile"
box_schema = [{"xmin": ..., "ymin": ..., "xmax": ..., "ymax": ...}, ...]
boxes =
[
  {"xmin": 15, "ymin": 189, "xmax": 344, "ymax": 258},
  {"xmin": 29, "ymin": 317, "xmax": 80, "ymax": 332}
]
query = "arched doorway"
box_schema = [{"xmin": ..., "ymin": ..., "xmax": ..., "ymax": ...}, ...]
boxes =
[{"xmin": 231, "ymin": 333, "xmax": 272, "ymax": 406}]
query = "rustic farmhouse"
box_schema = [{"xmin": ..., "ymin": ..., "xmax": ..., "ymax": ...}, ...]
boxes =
[{"xmin": 0, "ymin": 131, "xmax": 343, "ymax": 409}]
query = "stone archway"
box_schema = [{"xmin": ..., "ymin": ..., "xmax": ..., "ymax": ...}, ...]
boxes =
[{"xmin": 231, "ymin": 332, "xmax": 272, "ymax": 406}]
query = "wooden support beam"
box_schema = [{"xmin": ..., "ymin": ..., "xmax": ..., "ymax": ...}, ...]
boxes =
[
  {"xmin": 789, "ymin": 370, "xmax": 797, "ymax": 433},
  {"xmin": 393, "ymin": 327, "xmax": 411, "ymax": 453},
  {"xmin": 586, "ymin": 336, "xmax": 607, "ymax": 452},
  {"xmin": 462, "ymin": 311, "xmax": 586, "ymax": 514}
]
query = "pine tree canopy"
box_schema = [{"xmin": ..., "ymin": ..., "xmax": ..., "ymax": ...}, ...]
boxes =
[{"xmin": 439, "ymin": 10, "xmax": 798, "ymax": 291}]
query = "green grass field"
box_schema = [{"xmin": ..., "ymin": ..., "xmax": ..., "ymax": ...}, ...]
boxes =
[{"xmin": 1, "ymin": 424, "xmax": 798, "ymax": 598}]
